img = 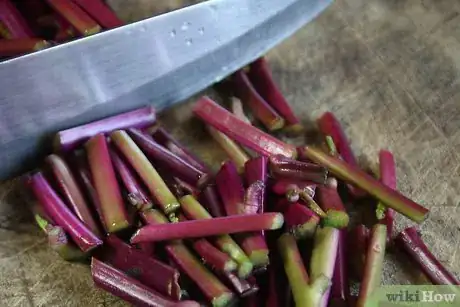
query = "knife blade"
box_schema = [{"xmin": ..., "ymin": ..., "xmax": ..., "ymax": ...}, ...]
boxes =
[{"xmin": 0, "ymin": 0, "xmax": 332, "ymax": 179}]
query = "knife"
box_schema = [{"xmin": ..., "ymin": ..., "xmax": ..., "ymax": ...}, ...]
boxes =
[{"xmin": 0, "ymin": 0, "xmax": 332, "ymax": 179}]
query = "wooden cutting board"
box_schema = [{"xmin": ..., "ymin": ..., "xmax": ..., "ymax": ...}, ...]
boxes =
[{"xmin": 1, "ymin": 0, "xmax": 459, "ymax": 305}]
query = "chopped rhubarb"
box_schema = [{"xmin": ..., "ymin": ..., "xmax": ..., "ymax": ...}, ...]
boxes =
[
  {"xmin": 271, "ymin": 179, "xmax": 316, "ymax": 203},
  {"xmin": 330, "ymin": 230, "xmax": 350, "ymax": 307},
  {"xmin": 110, "ymin": 130, "xmax": 180, "ymax": 215},
  {"xmin": 45, "ymin": 154, "xmax": 100, "ymax": 235},
  {"xmin": 193, "ymin": 97, "xmax": 297, "ymax": 158},
  {"xmin": 91, "ymin": 258, "xmax": 199, "ymax": 307},
  {"xmin": 243, "ymin": 181, "xmax": 264, "ymax": 215},
  {"xmin": 86, "ymin": 134, "xmax": 130, "ymax": 233},
  {"xmin": 348, "ymin": 225, "xmax": 370, "ymax": 280},
  {"xmin": 395, "ymin": 227, "xmax": 460, "ymax": 285},
  {"xmin": 284, "ymin": 202, "xmax": 320, "ymax": 239},
  {"xmin": 0, "ymin": 0, "xmax": 34, "ymax": 38},
  {"xmin": 299, "ymin": 191, "xmax": 327, "ymax": 218},
  {"xmin": 220, "ymin": 272, "xmax": 259, "ymax": 297},
  {"xmin": 231, "ymin": 97, "xmax": 252, "ymax": 125},
  {"xmin": 192, "ymin": 239, "xmax": 238, "ymax": 273},
  {"xmin": 55, "ymin": 107, "xmax": 156, "ymax": 152},
  {"xmin": 27, "ymin": 172, "xmax": 102, "ymax": 252},
  {"xmin": 72, "ymin": 0, "xmax": 124, "ymax": 29},
  {"xmin": 232, "ymin": 70, "xmax": 285, "ymax": 131},
  {"xmin": 198, "ymin": 184, "xmax": 225, "ymax": 217},
  {"xmin": 247, "ymin": 58, "xmax": 304, "ymax": 134},
  {"xmin": 315, "ymin": 178, "xmax": 349, "ymax": 228},
  {"xmin": 0, "ymin": 39, "xmax": 50, "ymax": 57},
  {"xmin": 269, "ymin": 154, "xmax": 328, "ymax": 185},
  {"xmin": 216, "ymin": 161, "xmax": 245, "ymax": 215},
  {"xmin": 298, "ymin": 146, "xmax": 429, "ymax": 223},
  {"xmin": 376, "ymin": 150, "xmax": 397, "ymax": 239},
  {"xmin": 244, "ymin": 156, "xmax": 268, "ymax": 186}
]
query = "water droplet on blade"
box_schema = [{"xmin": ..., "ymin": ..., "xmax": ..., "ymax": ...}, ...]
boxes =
[
  {"xmin": 198, "ymin": 27, "xmax": 205, "ymax": 35},
  {"xmin": 170, "ymin": 29, "xmax": 176, "ymax": 37},
  {"xmin": 185, "ymin": 39, "xmax": 193, "ymax": 46}
]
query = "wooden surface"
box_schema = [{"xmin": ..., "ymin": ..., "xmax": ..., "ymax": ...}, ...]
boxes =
[{"xmin": 1, "ymin": 0, "xmax": 460, "ymax": 305}]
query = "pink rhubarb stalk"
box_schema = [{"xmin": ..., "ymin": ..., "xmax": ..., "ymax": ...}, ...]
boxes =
[
  {"xmin": 55, "ymin": 107, "xmax": 156, "ymax": 152},
  {"xmin": 221, "ymin": 272, "xmax": 259, "ymax": 297},
  {"xmin": 149, "ymin": 126, "xmax": 210, "ymax": 173},
  {"xmin": 298, "ymin": 146, "xmax": 429, "ymax": 223},
  {"xmin": 232, "ymin": 70, "xmax": 285, "ymax": 131},
  {"xmin": 215, "ymin": 161, "xmax": 245, "ymax": 215},
  {"xmin": 192, "ymin": 239, "xmax": 238, "ymax": 273},
  {"xmin": 109, "ymin": 148, "xmax": 152, "ymax": 211},
  {"xmin": 91, "ymin": 258, "xmax": 199, "ymax": 307},
  {"xmin": 284, "ymin": 202, "xmax": 320, "ymax": 239},
  {"xmin": 244, "ymin": 156, "xmax": 267, "ymax": 213},
  {"xmin": 271, "ymin": 179, "xmax": 316, "ymax": 203},
  {"xmin": 72, "ymin": 0, "xmax": 124, "ymax": 29},
  {"xmin": 198, "ymin": 184, "xmax": 226, "ymax": 217},
  {"xmin": 45, "ymin": 154, "xmax": 100, "ymax": 235},
  {"xmin": 128, "ymin": 128, "xmax": 210, "ymax": 188},
  {"xmin": 27, "ymin": 172, "xmax": 102, "ymax": 252},
  {"xmin": 395, "ymin": 227, "xmax": 460, "ymax": 285},
  {"xmin": 269, "ymin": 154, "xmax": 328, "ymax": 184},
  {"xmin": 376, "ymin": 150, "xmax": 397, "ymax": 239},
  {"xmin": 86, "ymin": 134, "xmax": 130, "ymax": 233},
  {"xmin": 243, "ymin": 180, "xmax": 264, "ymax": 214},
  {"xmin": 102, "ymin": 235, "xmax": 181, "ymax": 299},
  {"xmin": 248, "ymin": 58, "xmax": 303, "ymax": 134},
  {"xmin": 330, "ymin": 230, "xmax": 350, "ymax": 307},
  {"xmin": 278, "ymin": 233, "xmax": 331, "ymax": 306},
  {"xmin": 349, "ymin": 225, "xmax": 370, "ymax": 280},
  {"xmin": 0, "ymin": 39, "xmax": 50, "ymax": 57},
  {"xmin": 0, "ymin": 0, "xmax": 34, "ymax": 38},
  {"xmin": 194, "ymin": 96, "xmax": 297, "ymax": 158},
  {"xmin": 316, "ymin": 178, "xmax": 349, "ymax": 228},
  {"xmin": 356, "ymin": 224, "xmax": 387, "ymax": 307},
  {"xmin": 110, "ymin": 130, "xmax": 180, "ymax": 215}
]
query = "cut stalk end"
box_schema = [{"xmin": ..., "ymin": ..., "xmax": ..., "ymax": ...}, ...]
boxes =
[{"xmin": 323, "ymin": 210, "xmax": 350, "ymax": 229}]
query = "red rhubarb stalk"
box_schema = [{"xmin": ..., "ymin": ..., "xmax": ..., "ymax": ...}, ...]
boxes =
[
  {"xmin": 376, "ymin": 150, "xmax": 396, "ymax": 239},
  {"xmin": 271, "ymin": 179, "xmax": 316, "ymax": 203},
  {"xmin": 102, "ymin": 235, "xmax": 181, "ymax": 299},
  {"xmin": 348, "ymin": 225, "xmax": 370, "ymax": 280},
  {"xmin": 232, "ymin": 70, "xmax": 285, "ymax": 131},
  {"xmin": 27, "ymin": 172, "xmax": 102, "ymax": 252},
  {"xmin": 46, "ymin": 0, "xmax": 101, "ymax": 36},
  {"xmin": 110, "ymin": 130, "xmax": 180, "ymax": 215},
  {"xmin": 269, "ymin": 154, "xmax": 328, "ymax": 185},
  {"xmin": 149, "ymin": 126, "xmax": 210, "ymax": 173},
  {"xmin": 215, "ymin": 161, "xmax": 245, "ymax": 215},
  {"xmin": 244, "ymin": 156, "xmax": 267, "ymax": 213},
  {"xmin": 298, "ymin": 146, "xmax": 429, "ymax": 223},
  {"xmin": 45, "ymin": 154, "xmax": 101, "ymax": 235},
  {"xmin": 221, "ymin": 272, "xmax": 259, "ymax": 297},
  {"xmin": 193, "ymin": 239, "xmax": 238, "ymax": 273},
  {"xmin": 248, "ymin": 58, "xmax": 304, "ymax": 134},
  {"xmin": 86, "ymin": 134, "xmax": 130, "ymax": 233},
  {"xmin": 395, "ymin": 227, "xmax": 460, "ymax": 285},
  {"xmin": 330, "ymin": 230, "xmax": 350, "ymax": 307},
  {"xmin": 91, "ymin": 258, "xmax": 199, "ymax": 307},
  {"xmin": 128, "ymin": 128, "xmax": 210, "ymax": 188},
  {"xmin": 109, "ymin": 148, "xmax": 152, "ymax": 211},
  {"xmin": 198, "ymin": 184, "xmax": 226, "ymax": 217},
  {"xmin": 356, "ymin": 224, "xmax": 387, "ymax": 307},
  {"xmin": 55, "ymin": 107, "xmax": 156, "ymax": 152},
  {"xmin": 284, "ymin": 202, "xmax": 320, "ymax": 239},
  {"xmin": 243, "ymin": 180, "xmax": 264, "ymax": 214},
  {"xmin": 72, "ymin": 0, "xmax": 123, "ymax": 29},
  {"xmin": 265, "ymin": 255, "xmax": 291, "ymax": 307},
  {"xmin": 194, "ymin": 97, "xmax": 297, "ymax": 158},
  {"xmin": 0, "ymin": 39, "xmax": 49, "ymax": 57},
  {"xmin": 0, "ymin": 0, "xmax": 34, "ymax": 38},
  {"xmin": 231, "ymin": 97, "xmax": 252, "ymax": 125},
  {"xmin": 316, "ymin": 178, "xmax": 349, "ymax": 229}
]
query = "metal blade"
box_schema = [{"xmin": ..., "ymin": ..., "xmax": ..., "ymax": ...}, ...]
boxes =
[{"xmin": 0, "ymin": 0, "xmax": 332, "ymax": 179}]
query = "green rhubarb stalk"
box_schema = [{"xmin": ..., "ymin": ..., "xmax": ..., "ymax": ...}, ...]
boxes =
[
  {"xmin": 356, "ymin": 224, "xmax": 387, "ymax": 307},
  {"xmin": 278, "ymin": 233, "xmax": 331, "ymax": 306},
  {"xmin": 299, "ymin": 191, "xmax": 327, "ymax": 218},
  {"xmin": 110, "ymin": 130, "xmax": 180, "ymax": 215},
  {"xmin": 179, "ymin": 195, "xmax": 254, "ymax": 278}
]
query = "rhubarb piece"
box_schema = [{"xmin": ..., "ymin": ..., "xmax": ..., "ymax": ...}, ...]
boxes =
[
  {"xmin": 35, "ymin": 214, "xmax": 87, "ymax": 261},
  {"xmin": 348, "ymin": 225, "xmax": 370, "ymax": 280},
  {"xmin": 207, "ymin": 126, "xmax": 250, "ymax": 173},
  {"xmin": 237, "ymin": 233, "xmax": 269, "ymax": 268},
  {"xmin": 131, "ymin": 213, "xmax": 283, "ymax": 243},
  {"xmin": 325, "ymin": 135, "xmax": 339, "ymax": 157},
  {"xmin": 269, "ymin": 154, "xmax": 328, "ymax": 185},
  {"xmin": 149, "ymin": 126, "xmax": 210, "ymax": 173},
  {"xmin": 55, "ymin": 107, "xmax": 156, "ymax": 152},
  {"xmin": 102, "ymin": 235, "xmax": 181, "ymax": 299},
  {"xmin": 128, "ymin": 128, "xmax": 210, "ymax": 188},
  {"xmin": 109, "ymin": 148, "xmax": 152, "ymax": 211},
  {"xmin": 46, "ymin": 0, "xmax": 100, "ymax": 35},
  {"xmin": 299, "ymin": 191, "xmax": 327, "ymax": 218},
  {"xmin": 221, "ymin": 272, "xmax": 259, "ymax": 297},
  {"xmin": 271, "ymin": 179, "xmax": 316, "ymax": 203},
  {"xmin": 356, "ymin": 224, "xmax": 387, "ymax": 307},
  {"xmin": 310, "ymin": 226, "xmax": 340, "ymax": 307},
  {"xmin": 278, "ymin": 233, "xmax": 331, "ymax": 306},
  {"xmin": 376, "ymin": 150, "xmax": 396, "ymax": 239},
  {"xmin": 395, "ymin": 227, "xmax": 460, "ymax": 285},
  {"xmin": 216, "ymin": 161, "xmax": 245, "ymax": 215},
  {"xmin": 27, "ymin": 172, "xmax": 102, "ymax": 252},
  {"xmin": 45, "ymin": 154, "xmax": 100, "ymax": 235},
  {"xmin": 232, "ymin": 70, "xmax": 285, "ymax": 131},
  {"xmin": 248, "ymin": 58, "xmax": 303, "ymax": 134},
  {"xmin": 136, "ymin": 242, "xmax": 155, "ymax": 256},
  {"xmin": 244, "ymin": 156, "xmax": 267, "ymax": 213},
  {"xmin": 110, "ymin": 130, "xmax": 180, "ymax": 215},
  {"xmin": 316, "ymin": 178, "xmax": 349, "ymax": 228},
  {"xmin": 0, "ymin": 39, "xmax": 50, "ymax": 57},
  {"xmin": 179, "ymin": 195, "xmax": 253, "ymax": 278},
  {"xmin": 91, "ymin": 258, "xmax": 199, "ymax": 307},
  {"xmin": 0, "ymin": 0, "xmax": 34, "ymax": 38},
  {"xmin": 0, "ymin": 20, "xmax": 10, "ymax": 38},
  {"xmin": 265, "ymin": 255, "xmax": 291, "ymax": 307},
  {"xmin": 284, "ymin": 202, "xmax": 320, "ymax": 239},
  {"xmin": 194, "ymin": 97, "xmax": 297, "ymax": 158},
  {"xmin": 243, "ymin": 181, "xmax": 264, "ymax": 214},
  {"xmin": 231, "ymin": 97, "xmax": 252, "ymax": 125},
  {"xmin": 198, "ymin": 184, "xmax": 225, "ymax": 217},
  {"xmin": 330, "ymin": 230, "xmax": 350, "ymax": 307},
  {"xmin": 193, "ymin": 239, "xmax": 238, "ymax": 273},
  {"xmin": 86, "ymin": 134, "xmax": 129, "ymax": 233},
  {"xmin": 72, "ymin": 0, "xmax": 123, "ymax": 29},
  {"xmin": 298, "ymin": 146, "xmax": 430, "ymax": 223}
]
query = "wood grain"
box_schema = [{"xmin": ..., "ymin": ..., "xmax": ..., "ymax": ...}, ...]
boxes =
[{"xmin": 1, "ymin": 0, "xmax": 459, "ymax": 305}]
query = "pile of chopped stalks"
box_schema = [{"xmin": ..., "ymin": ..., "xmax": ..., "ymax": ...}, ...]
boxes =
[{"xmin": 24, "ymin": 58, "xmax": 458, "ymax": 307}]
